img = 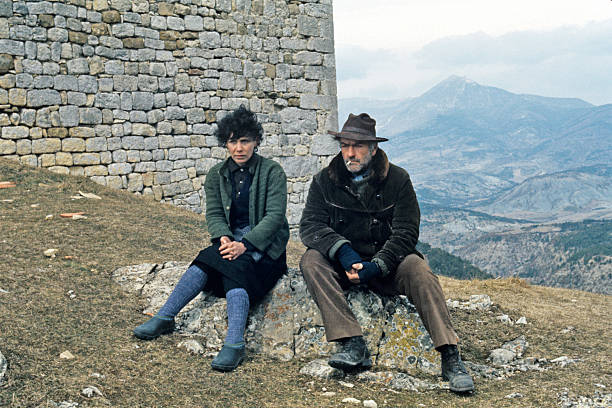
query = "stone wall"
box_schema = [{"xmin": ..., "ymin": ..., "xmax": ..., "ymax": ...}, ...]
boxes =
[{"xmin": 0, "ymin": 0, "xmax": 339, "ymax": 227}]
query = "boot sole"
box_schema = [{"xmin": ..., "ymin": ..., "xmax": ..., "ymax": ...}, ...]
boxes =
[
  {"xmin": 328, "ymin": 357, "xmax": 372, "ymax": 371},
  {"xmin": 132, "ymin": 327, "xmax": 174, "ymax": 340},
  {"xmin": 449, "ymin": 384, "xmax": 475, "ymax": 393},
  {"xmin": 211, "ymin": 356, "xmax": 244, "ymax": 372},
  {"xmin": 443, "ymin": 373, "xmax": 475, "ymax": 393}
]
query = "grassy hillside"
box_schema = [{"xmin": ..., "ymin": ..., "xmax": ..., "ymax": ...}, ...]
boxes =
[{"xmin": 0, "ymin": 158, "xmax": 610, "ymax": 407}]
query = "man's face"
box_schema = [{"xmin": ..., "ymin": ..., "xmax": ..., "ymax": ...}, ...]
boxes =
[{"xmin": 340, "ymin": 138, "xmax": 377, "ymax": 173}]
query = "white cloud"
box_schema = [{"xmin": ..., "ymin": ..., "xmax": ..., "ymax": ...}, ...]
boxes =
[
  {"xmin": 336, "ymin": 19, "xmax": 612, "ymax": 105},
  {"xmin": 333, "ymin": 0, "xmax": 612, "ymax": 49}
]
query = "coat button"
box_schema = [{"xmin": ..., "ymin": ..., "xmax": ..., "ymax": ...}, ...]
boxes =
[
  {"xmin": 376, "ymin": 194, "xmax": 381, "ymax": 199},
  {"xmin": 372, "ymin": 219, "xmax": 379, "ymax": 224}
]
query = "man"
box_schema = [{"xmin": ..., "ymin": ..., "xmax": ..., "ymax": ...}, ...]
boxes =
[{"xmin": 299, "ymin": 113, "xmax": 474, "ymax": 393}]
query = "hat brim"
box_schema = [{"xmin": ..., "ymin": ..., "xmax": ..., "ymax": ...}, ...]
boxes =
[{"xmin": 328, "ymin": 130, "xmax": 388, "ymax": 142}]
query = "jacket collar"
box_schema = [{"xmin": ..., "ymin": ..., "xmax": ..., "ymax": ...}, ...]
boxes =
[
  {"xmin": 220, "ymin": 153, "xmax": 260, "ymax": 176},
  {"xmin": 327, "ymin": 148, "xmax": 390, "ymax": 187}
]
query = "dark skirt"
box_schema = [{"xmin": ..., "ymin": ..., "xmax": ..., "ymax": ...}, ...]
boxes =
[{"xmin": 191, "ymin": 241, "xmax": 287, "ymax": 302}]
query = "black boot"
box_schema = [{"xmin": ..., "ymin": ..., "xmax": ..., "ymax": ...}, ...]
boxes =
[
  {"xmin": 211, "ymin": 343, "xmax": 246, "ymax": 372},
  {"xmin": 328, "ymin": 336, "xmax": 372, "ymax": 371},
  {"xmin": 440, "ymin": 345, "xmax": 474, "ymax": 393},
  {"xmin": 133, "ymin": 316, "xmax": 175, "ymax": 340}
]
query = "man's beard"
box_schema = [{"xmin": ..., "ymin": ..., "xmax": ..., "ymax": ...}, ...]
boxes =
[{"xmin": 345, "ymin": 157, "xmax": 371, "ymax": 174}]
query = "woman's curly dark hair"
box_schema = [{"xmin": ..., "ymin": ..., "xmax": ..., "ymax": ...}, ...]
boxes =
[{"xmin": 214, "ymin": 105, "xmax": 264, "ymax": 145}]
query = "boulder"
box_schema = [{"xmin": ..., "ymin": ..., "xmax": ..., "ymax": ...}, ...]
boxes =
[
  {"xmin": 113, "ymin": 263, "xmax": 441, "ymax": 375},
  {"xmin": 0, "ymin": 349, "xmax": 6, "ymax": 385}
]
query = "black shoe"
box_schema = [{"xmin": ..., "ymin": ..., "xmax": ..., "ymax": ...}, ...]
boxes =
[
  {"xmin": 133, "ymin": 316, "xmax": 175, "ymax": 340},
  {"xmin": 441, "ymin": 346, "xmax": 475, "ymax": 393},
  {"xmin": 328, "ymin": 336, "xmax": 372, "ymax": 371},
  {"xmin": 211, "ymin": 343, "xmax": 246, "ymax": 372}
]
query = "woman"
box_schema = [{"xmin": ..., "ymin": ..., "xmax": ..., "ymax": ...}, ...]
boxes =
[{"xmin": 133, "ymin": 106, "xmax": 289, "ymax": 372}]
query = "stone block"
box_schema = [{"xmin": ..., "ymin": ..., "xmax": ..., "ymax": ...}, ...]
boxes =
[
  {"xmin": 78, "ymin": 76, "xmax": 98, "ymax": 93},
  {"xmin": 108, "ymin": 162, "xmax": 132, "ymax": 175},
  {"xmin": 167, "ymin": 17, "xmax": 185, "ymax": 31},
  {"xmin": 185, "ymin": 15, "xmax": 203, "ymax": 31},
  {"xmin": 62, "ymin": 138, "xmax": 86, "ymax": 152},
  {"xmin": 73, "ymin": 153, "xmax": 101, "ymax": 165},
  {"xmin": 32, "ymin": 138, "xmax": 61, "ymax": 154},
  {"xmin": 132, "ymin": 123, "xmax": 156, "ymax": 137},
  {"xmin": 0, "ymin": 139, "xmax": 15, "ymax": 154},
  {"xmin": 121, "ymin": 136, "xmax": 145, "ymax": 149},
  {"xmin": 0, "ymin": 40, "xmax": 25, "ymax": 56},
  {"xmin": 112, "ymin": 23, "xmax": 134, "ymax": 38},
  {"xmin": 186, "ymin": 108, "xmax": 205, "ymax": 124},
  {"xmin": 95, "ymin": 93, "xmax": 120, "ymax": 109},
  {"xmin": 79, "ymin": 108, "xmax": 103, "ymax": 124},
  {"xmin": 91, "ymin": 23, "xmax": 109, "ymax": 36},
  {"xmin": 69, "ymin": 127, "xmax": 95, "ymax": 138},
  {"xmin": 47, "ymin": 128, "xmax": 68, "ymax": 138},
  {"xmin": 110, "ymin": 0, "xmax": 131, "ymax": 12},
  {"xmin": 8, "ymin": 89, "xmax": 26, "ymax": 106},
  {"xmin": 55, "ymin": 152, "xmax": 73, "ymax": 166},
  {"xmin": 279, "ymin": 155, "xmax": 319, "ymax": 178},
  {"xmin": 84, "ymin": 165, "xmax": 108, "ymax": 176},
  {"xmin": 199, "ymin": 32, "xmax": 221, "ymax": 49},
  {"xmin": 86, "ymin": 137, "xmax": 108, "ymax": 152},
  {"xmin": 2, "ymin": 126, "xmax": 29, "ymax": 140},
  {"xmin": 15, "ymin": 139, "xmax": 31, "ymax": 155},
  {"xmin": 300, "ymin": 94, "xmax": 335, "ymax": 110},
  {"xmin": 294, "ymin": 51, "xmax": 323, "ymax": 66},
  {"xmin": 297, "ymin": 15, "xmax": 319, "ymax": 37},
  {"xmin": 123, "ymin": 38, "xmax": 144, "ymax": 49},
  {"xmin": 67, "ymin": 58, "xmax": 89, "ymax": 74},
  {"xmin": 69, "ymin": 31, "xmax": 89, "ymax": 45},
  {"xmin": 127, "ymin": 173, "xmax": 143, "ymax": 192},
  {"xmin": 106, "ymin": 175, "xmax": 123, "ymax": 189},
  {"xmin": 168, "ymin": 147, "xmax": 186, "ymax": 160},
  {"xmin": 54, "ymin": 75, "xmax": 79, "ymax": 91},
  {"xmin": 40, "ymin": 154, "xmax": 56, "ymax": 167},
  {"xmin": 27, "ymin": 90, "xmax": 61, "ymax": 107},
  {"xmin": 57, "ymin": 105, "xmax": 79, "ymax": 127}
]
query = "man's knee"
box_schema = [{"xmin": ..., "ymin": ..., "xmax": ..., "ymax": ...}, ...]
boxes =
[
  {"xmin": 397, "ymin": 254, "xmax": 439, "ymax": 285},
  {"xmin": 300, "ymin": 248, "xmax": 329, "ymax": 280}
]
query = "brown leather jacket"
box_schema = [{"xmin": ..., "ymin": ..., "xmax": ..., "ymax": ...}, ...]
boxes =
[{"xmin": 299, "ymin": 148, "xmax": 421, "ymax": 276}]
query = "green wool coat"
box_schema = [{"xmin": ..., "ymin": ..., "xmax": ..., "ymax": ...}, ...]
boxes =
[
  {"xmin": 299, "ymin": 149, "xmax": 421, "ymax": 276},
  {"xmin": 204, "ymin": 154, "xmax": 289, "ymax": 260}
]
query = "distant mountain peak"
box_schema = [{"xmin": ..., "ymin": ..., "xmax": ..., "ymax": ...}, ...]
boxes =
[{"xmin": 442, "ymin": 75, "xmax": 476, "ymax": 84}]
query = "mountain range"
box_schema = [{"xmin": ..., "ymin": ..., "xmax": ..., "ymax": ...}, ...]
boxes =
[
  {"xmin": 339, "ymin": 76, "xmax": 611, "ymax": 293},
  {"xmin": 339, "ymin": 76, "xmax": 612, "ymax": 221}
]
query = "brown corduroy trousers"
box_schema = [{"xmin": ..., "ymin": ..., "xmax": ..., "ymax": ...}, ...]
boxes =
[{"xmin": 299, "ymin": 249, "xmax": 459, "ymax": 348}]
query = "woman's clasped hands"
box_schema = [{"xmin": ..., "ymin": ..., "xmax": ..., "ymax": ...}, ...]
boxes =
[{"xmin": 219, "ymin": 236, "xmax": 247, "ymax": 261}]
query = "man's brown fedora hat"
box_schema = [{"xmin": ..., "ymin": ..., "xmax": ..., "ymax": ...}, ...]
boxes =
[{"xmin": 328, "ymin": 113, "xmax": 388, "ymax": 142}]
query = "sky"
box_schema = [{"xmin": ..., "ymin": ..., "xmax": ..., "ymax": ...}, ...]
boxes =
[{"xmin": 332, "ymin": 0, "xmax": 612, "ymax": 105}]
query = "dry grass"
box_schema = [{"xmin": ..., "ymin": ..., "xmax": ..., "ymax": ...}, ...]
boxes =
[{"xmin": 0, "ymin": 158, "xmax": 610, "ymax": 407}]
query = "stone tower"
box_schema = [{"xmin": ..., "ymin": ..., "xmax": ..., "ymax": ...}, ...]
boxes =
[{"xmin": 0, "ymin": 0, "xmax": 339, "ymax": 228}]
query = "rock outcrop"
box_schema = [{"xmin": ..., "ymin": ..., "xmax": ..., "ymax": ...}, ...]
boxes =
[
  {"xmin": 113, "ymin": 262, "xmax": 441, "ymax": 376},
  {"xmin": 0, "ymin": 349, "xmax": 7, "ymax": 386}
]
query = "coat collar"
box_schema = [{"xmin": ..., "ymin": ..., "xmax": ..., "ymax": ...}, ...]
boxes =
[
  {"xmin": 220, "ymin": 153, "xmax": 260, "ymax": 177},
  {"xmin": 327, "ymin": 148, "xmax": 390, "ymax": 186}
]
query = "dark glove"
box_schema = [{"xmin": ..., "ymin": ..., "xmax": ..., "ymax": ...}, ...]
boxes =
[
  {"xmin": 357, "ymin": 262, "xmax": 381, "ymax": 283},
  {"xmin": 336, "ymin": 244, "xmax": 362, "ymax": 271}
]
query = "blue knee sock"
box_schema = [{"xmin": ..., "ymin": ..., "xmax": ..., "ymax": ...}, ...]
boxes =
[
  {"xmin": 157, "ymin": 264, "xmax": 208, "ymax": 318},
  {"xmin": 225, "ymin": 288, "xmax": 249, "ymax": 345}
]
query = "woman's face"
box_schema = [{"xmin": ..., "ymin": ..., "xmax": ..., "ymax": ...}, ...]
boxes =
[{"xmin": 227, "ymin": 134, "xmax": 258, "ymax": 166}]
